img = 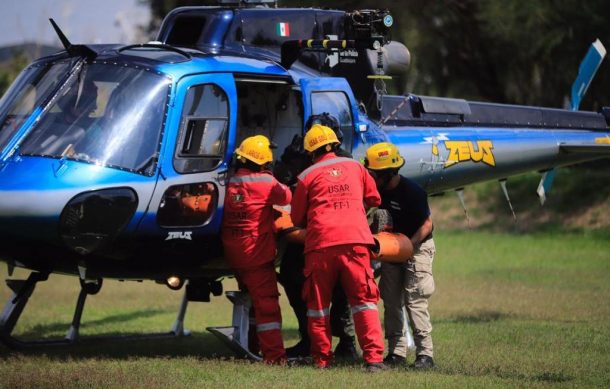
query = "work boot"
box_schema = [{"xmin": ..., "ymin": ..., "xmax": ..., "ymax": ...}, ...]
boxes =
[
  {"xmin": 412, "ymin": 355, "xmax": 434, "ymax": 369},
  {"xmin": 286, "ymin": 339, "xmax": 310, "ymax": 358},
  {"xmin": 383, "ymin": 353, "xmax": 406, "ymax": 366},
  {"xmin": 287, "ymin": 357, "xmax": 313, "ymax": 367},
  {"xmin": 333, "ymin": 337, "xmax": 359, "ymax": 360},
  {"xmin": 364, "ymin": 362, "xmax": 389, "ymax": 373}
]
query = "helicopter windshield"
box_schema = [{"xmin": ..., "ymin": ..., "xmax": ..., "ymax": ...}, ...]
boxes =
[
  {"xmin": 0, "ymin": 60, "xmax": 74, "ymax": 152},
  {"xmin": 19, "ymin": 62, "xmax": 171, "ymax": 175}
]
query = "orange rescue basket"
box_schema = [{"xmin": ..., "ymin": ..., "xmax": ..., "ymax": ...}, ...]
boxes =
[{"xmin": 371, "ymin": 231, "xmax": 414, "ymax": 263}]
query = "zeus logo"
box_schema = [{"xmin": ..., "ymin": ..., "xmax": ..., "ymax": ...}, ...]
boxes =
[
  {"xmin": 165, "ymin": 231, "xmax": 193, "ymax": 241},
  {"xmin": 443, "ymin": 140, "xmax": 496, "ymax": 168}
]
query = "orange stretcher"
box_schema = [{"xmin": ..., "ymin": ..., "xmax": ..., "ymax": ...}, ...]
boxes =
[
  {"xmin": 181, "ymin": 194, "xmax": 212, "ymax": 214},
  {"xmin": 273, "ymin": 207, "xmax": 413, "ymax": 262},
  {"xmin": 370, "ymin": 231, "xmax": 413, "ymax": 263}
]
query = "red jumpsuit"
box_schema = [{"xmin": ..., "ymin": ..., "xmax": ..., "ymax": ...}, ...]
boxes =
[
  {"xmin": 221, "ymin": 168, "xmax": 292, "ymax": 363},
  {"xmin": 291, "ymin": 152, "xmax": 384, "ymax": 367}
]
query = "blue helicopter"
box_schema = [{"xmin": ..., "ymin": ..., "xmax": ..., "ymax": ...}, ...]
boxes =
[{"xmin": 0, "ymin": 0, "xmax": 608, "ymax": 357}]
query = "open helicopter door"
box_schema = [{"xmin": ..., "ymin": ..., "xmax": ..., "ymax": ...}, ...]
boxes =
[
  {"xmin": 300, "ymin": 77, "xmax": 361, "ymax": 153},
  {"xmin": 137, "ymin": 73, "xmax": 237, "ymax": 263},
  {"xmin": 233, "ymin": 77, "xmax": 304, "ymax": 157}
]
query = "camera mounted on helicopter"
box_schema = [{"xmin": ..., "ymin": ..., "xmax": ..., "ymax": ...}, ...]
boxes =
[
  {"xmin": 345, "ymin": 9, "xmax": 394, "ymax": 50},
  {"xmin": 280, "ymin": 8, "xmax": 395, "ymax": 69}
]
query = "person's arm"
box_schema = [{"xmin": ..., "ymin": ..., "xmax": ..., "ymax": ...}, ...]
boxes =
[
  {"xmin": 363, "ymin": 168, "xmax": 381, "ymax": 207},
  {"xmin": 290, "ymin": 180, "xmax": 308, "ymax": 227},
  {"xmin": 269, "ymin": 178, "xmax": 292, "ymax": 206},
  {"xmin": 411, "ymin": 216, "xmax": 433, "ymax": 249}
]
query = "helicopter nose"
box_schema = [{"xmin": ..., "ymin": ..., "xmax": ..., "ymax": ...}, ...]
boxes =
[{"xmin": 60, "ymin": 188, "xmax": 138, "ymax": 255}]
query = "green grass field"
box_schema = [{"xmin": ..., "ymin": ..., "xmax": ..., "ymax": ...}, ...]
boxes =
[{"xmin": 1, "ymin": 231, "xmax": 609, "ymax": 388}]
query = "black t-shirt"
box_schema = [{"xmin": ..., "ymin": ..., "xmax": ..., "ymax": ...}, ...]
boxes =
[{"xmin": 379, "ymin": 176, "xmax": 430, "ymax": 239}]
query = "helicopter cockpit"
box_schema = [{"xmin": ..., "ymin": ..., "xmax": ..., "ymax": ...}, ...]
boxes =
[{"xmin": 18, "ymin": 62, "xmax": 171, "ymax": 175}]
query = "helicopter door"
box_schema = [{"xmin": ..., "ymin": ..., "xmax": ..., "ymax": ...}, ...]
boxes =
[
  {"xmin": 233, "ymin": 78, "xmax": 303, "ymax": 158},
  {"xmin": 141, "ymin": 73, "xmax": 237, "ymax": 240},
  {"xmin": 300, "ymin": 77, "xmax": 360, "ymax": 153}
]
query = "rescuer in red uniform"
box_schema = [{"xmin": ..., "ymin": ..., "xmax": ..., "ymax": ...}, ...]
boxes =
[
  {"xmin": 221, "ymin": 135, "xmax": 292, "ymax": 364},
  {"xmin": 290, "ymin": 124, "xmax": 387, "ymax": 372}
]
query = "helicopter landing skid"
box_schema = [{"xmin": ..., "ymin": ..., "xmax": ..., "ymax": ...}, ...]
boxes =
[
  {"xmin": 0, "ymin": 272, "xmax": 190, "ymax": 349},
  {"xmin": 207, "ymin": 291, "xmax": 262, "ymax": 361}
]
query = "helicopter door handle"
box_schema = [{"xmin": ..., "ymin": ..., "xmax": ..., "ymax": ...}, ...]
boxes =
[{"xmin": 215, "ymin": 169, "xmax": 229, "ymax": 186}]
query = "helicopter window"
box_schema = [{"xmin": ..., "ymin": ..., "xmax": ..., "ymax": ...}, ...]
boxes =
[
  {"xmin": 157, "ymin": 182, "xmax": 218, "ymax": 227},
  {"xmin": 181, "ymin": 118, "xmax": 226, "ymax": 156},
  {"xmin": 174, "ymin": 84, "xmax": 229, "ymax": 174},
  {"xmin": 311, "ymin": 91, "xmax": 353, "ymax": 151},
  {"xmin": 166, "ymin": 15, "xmax": 208, "ymax": 47},
  {"xmin": 164, "ymin": 10, "xmax": 233, "ymax": 48},
  {"xmin": 0, "ymin": 60, "xmax": 73, "ymax": 152},
  {"xmin": 19, "ymin": 63, "xmax": 171, "ymax": 176}
]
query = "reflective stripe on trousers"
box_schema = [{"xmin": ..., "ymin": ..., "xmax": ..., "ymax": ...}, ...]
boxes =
[
  {"xmin": 307, "ymin": 308, "xmax": 330, "ymax": 318},
  {"xmin": 257, "ymin": 321, "xmax": 282, "ymax": 332},
  {"xmin": 351, "ymin": 302, "xmax": 378, "ymax": 315}
]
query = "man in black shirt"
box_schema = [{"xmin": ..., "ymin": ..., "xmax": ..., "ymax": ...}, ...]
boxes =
[{"xmin": 365, "ymin": 142, "xmax": 436, "ymax": 369}]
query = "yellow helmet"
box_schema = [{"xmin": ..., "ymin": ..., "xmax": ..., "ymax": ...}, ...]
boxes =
[
  {"xmin": 235, "ymin": 135, "xmax": 274, "ymax": 165},
  {"xmin": 303, "ymin": 124, "xmax": 340, "ymax": 152},
  {"xmin": 365, "ymin": 142, "xmax": 405, "ymax": 170}
]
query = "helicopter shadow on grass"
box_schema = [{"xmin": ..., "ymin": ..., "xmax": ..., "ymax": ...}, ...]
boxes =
[
  {"xmin": 18, "ymin": 309, "xmax": 168, "ymax": 337},
  {"xmin": 0, "ymin": 312, "xmax": 306, "ymax": 361},
  {"xmin": 0, "ymin": 309, "xmax": 234, "ymax": 360}
]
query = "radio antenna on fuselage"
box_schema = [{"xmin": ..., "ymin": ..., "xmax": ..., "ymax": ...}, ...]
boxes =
[{"xmin": 49, "ymin": 18, "xmax": 97, "ymax": 59}]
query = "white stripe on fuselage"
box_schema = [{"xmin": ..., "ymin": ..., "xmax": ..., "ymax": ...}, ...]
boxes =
[{"xmin": 0, "ymin": 182, "xmax": 152, "ymax": 217}]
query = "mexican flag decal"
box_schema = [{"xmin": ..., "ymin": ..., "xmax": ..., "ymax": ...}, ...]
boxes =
[{"xmin": 277, "ymin": 22, "xmax": 290, "ymax": 37}]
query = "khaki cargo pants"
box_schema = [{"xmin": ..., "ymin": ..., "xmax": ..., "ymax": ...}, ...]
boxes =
[{"xmin": 379, "ymin": 238, "xmax": 435, "ymax": 358}]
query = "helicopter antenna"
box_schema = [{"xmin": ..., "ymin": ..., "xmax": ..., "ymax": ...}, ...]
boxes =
[
  {"xmin": 49, "ymin": 18, "xmax": 97, "ymax": 59},
  {"xmin": 49, "ymin": 18, "xmax": 71, "ymax": 51}
]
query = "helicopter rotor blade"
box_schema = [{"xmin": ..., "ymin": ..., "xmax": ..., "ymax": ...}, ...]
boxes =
[{"xmin": 570, "ymin": 39, "xmax": 606, "ymax": 111}]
